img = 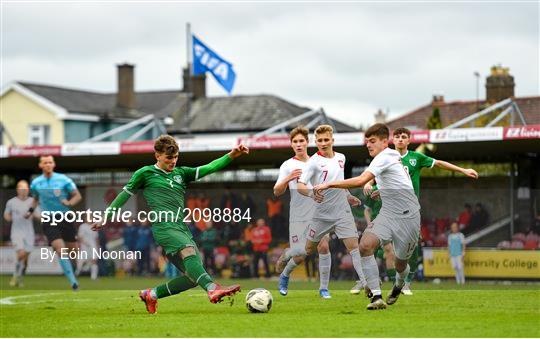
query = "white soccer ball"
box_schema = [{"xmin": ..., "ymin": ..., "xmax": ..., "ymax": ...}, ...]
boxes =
[{"xmin": 245, "ymin": 288, "xmax": 273, "ymax": 313}]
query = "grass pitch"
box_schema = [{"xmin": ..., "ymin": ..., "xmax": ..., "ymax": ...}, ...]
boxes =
[{"xmin": 1, "ymin": 276, "xmax": 539, "ymax": 337}]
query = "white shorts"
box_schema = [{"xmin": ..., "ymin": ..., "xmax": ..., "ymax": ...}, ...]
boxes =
[
  {"xmin": 451, "ymin": 255, "xmax": 464, "ymax": 271},
  {"xmin": 365, "ymin": 211, "xmax": 420, "ymax": 261},
  {"xmin": 11, "ymin": 231, "xmax": 35, "ymax": 252},
  {"xmin": 289, "ymin": 221, "xmax": 308, "ymax": 251},
  {"xmin": 305, "ymin": 216, "xmax": 358, "ymax": 242}
]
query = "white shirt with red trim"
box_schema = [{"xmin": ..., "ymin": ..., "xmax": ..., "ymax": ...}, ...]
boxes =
[
  {"xmin": 366, "ymin": 147, "xmax": 420, "ymax": 217},
  {"xmin": 276, "ymin": 157, "xmax": 315, "ymax": 222},
  {"xmin": 299, "ymin": 151, "xmax": 352, "ymax": 220}
]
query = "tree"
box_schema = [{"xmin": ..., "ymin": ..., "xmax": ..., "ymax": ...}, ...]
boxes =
[{"xmin": 427, "ymin": 107, "xmax": 442, "ymax": 129}]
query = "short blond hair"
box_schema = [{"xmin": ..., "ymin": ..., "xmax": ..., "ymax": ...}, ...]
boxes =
[
  {"xmin": 314, "ymin": 124, "xmax": 333, "ymax": 136},
  {"xmin": 289, "ymin": 126, "xmax": 309, "ymax": 141}
]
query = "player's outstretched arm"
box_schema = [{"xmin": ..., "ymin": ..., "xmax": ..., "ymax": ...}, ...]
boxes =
[
  {"xmin": 321, "ymin": 171, "xmax": 375, "ymax": 191},
  {"xmin": 91, "ymin": 191, "xmax": 131, "ymax": 230},
  {"xmin": 273, "ymin": 169, "xmax": 302, "ymax": 197},
  {"xmin": 434, "ymin": 160, "xmax": 478, "ymax": 179},
  {"xmin": 195, "ymin": 144, "xmax": 249, "ymax": 180}
]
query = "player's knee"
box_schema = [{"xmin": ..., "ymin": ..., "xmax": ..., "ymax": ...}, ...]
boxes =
[
  {"xmin": 395, "ymin": 259, "xmax": 408, "ymax": 272},
  {"xmin": 359, "ymin": 238, "xmax": 376, "ymax": 256},
  {"xmin": 317, "ymin": 241, "xmax": 329, "ymax": 254},
  {"xmin": 180, "ymin": 246, "xmax": 196, "ymax": 259}
]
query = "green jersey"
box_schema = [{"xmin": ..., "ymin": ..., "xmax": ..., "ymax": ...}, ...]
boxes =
[
  {"xmin": 123, "ymin": 164, "xmax": 197, "ymax": 226},
  {"xmin": 400, "ymin": 150, "xmax": 435, "ymax": 197},
  {"xmin": 106, "ymin": 154, "xmax": 233, "ymax": 255}
]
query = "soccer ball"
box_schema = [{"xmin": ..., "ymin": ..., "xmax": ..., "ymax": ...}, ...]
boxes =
[{"xmin": 245, "ymin": 288, "xmax": 273, "ymax": 313}]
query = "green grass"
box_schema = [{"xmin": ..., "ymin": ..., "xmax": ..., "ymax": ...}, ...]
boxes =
[{"xmin": 1, "ymin": 276, "xmax": 539, "ymax": 337}]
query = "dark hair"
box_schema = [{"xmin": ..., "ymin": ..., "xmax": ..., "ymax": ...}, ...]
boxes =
[
  {"xmin": 393, "ymin": 127, "xmax": 411, "ymax": 137},
  {"xmin": 154, "ymin": 135, "xmax": 179, "ymax": 155},
  {"xmin": 365, "ymin": 123, "xmax": 390, "ymax": 139},
  {"xmin": 290, "ymin": 126, "xmax": 309, "ymax": 142}
]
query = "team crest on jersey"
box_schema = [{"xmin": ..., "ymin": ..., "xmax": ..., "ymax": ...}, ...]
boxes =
[
  {"xmin": 409, "ymin": 159, "xmax": 417, "ymax": 166},
  {"xmin": 292, "ymin": 235, "xmax": 298, "ymax": 243},
  {"xmin": 338, "ymin": 160, "xmax": 344, "ymax": 168},
  {"xmin": 173, "ymin": 175, "xmax": 183, "ymax": 185},
  {"xmin": 53, "ymin": 189, "xmax": 61, "ymax": 197}
]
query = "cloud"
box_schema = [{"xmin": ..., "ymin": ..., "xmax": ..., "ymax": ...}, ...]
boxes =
[{"xmin": 2, "ymin": 2, "xmax": 538, "ymax": 127}]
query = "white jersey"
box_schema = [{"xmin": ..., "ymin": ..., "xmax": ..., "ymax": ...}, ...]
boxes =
[
  {"xmin": 4, "ymin": 197, "xmax": 35, "ymax": 236},
  {"xmin": 276, "ymin": 157, "xmax": 315, "ymax": 222},
  {"xmin": 366, "ymin": 148, "xmax": 420, "ymax": 218},
  {"xmin": 78, "ymin": 223, "xmax": 98, "ymax": 249},
  {"xmin": 299, "ymin": 151, "xmax": 352, "ymax": 220}
]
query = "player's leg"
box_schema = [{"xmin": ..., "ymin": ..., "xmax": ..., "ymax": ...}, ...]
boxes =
[
  {"xmin": 458, "ymin": 255, "xmax": 466, "ymax": 284},
  {"xmin": 360, "ymin": 216, "xmax": 394, "ymax": 310},
  {"xmin": 10, "ymin": 233, "xmax": 25, "ymax": 286},
  {"xmin": 43, "ymin": 222, "xmax": 79, "ymax": 290},
  {"xmin": 140, "ymin": 251, "xmax": 197, "ymax": 314},
  {"xmin": 317, "ymin": 235, "xmax": 331, "ymax": 296},
  {"xmin": 278, "ymin": 221, "xmax": 309, "ymax": 295},
  {"xmin": 386, "ymin": 213, "xmax": 420, "ymax": 306},
  {"xmin": 402, "ymin": 242, "xmax": 420, "ymax": 295},
  {"xmin": 334, "ymin": 218, "xmax": 370, "ymax": 298},
  {"xmin": 383, "ymin": 242, "xmax": 396, "ymax": 283}
]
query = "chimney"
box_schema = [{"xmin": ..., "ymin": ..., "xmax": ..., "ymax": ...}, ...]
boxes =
[
  {"xmin": 486, "ymin": 65, "xmax": 514, "ymax": 103},
  {"xmin": 117, "ymin": 63, "xmax": 136, "ymax": 109},
  {"xmin": 182, "ymin": 66, "xmax": 207, "ymax": 100},
  {"xmin": 432, "ymin": 94, "xmax": 445, "ymax": 106},
  {"xmin": 374, "ymin": 109, "xmax": 387, "ymax": 123}
]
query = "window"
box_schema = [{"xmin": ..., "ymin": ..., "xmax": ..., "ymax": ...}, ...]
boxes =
[{"xmin": 28, "ymin": 125, "xmax": 50, "ymax": 145}]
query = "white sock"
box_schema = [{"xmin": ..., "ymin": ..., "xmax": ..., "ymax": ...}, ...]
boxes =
[
  {"xmin": 361, "ymin": 255, "xmax": 381, "ymax": 296},
  {"xmin": 396, "ymin": 264, "xmax": 410, "ymax": 288},
  {"xmin": 91, "ymin": 264, "xmax": 98, "ymax": 280},
  {"xmin": 282, "ymin": 258, "xmax": 298, "ymax": 277},
  {"xmin": 350, "ymin": 249, "xmax": 366, "ymax": 286},
  {"xmin": 318, "ymin": 253, "xmax": 331, "ymax": 290}
]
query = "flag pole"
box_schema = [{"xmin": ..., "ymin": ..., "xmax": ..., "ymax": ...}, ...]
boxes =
[
  {"xmin": 186, "ymin": 22, "xmax": 192, "ymax": 76},
  {"xmin": 185, "ymin": 22, "xmax": 192, "ymax": 135}
]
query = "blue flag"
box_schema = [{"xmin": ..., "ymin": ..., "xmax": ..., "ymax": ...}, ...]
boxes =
[{"xmin": 192, "ymin": 34, "xmax": 236, "ymax": 94}]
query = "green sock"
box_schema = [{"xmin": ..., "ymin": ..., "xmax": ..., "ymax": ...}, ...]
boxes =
[
  {"xmin": 183, "ymin": 254, "xmax": 214, "ymax": 291},
  {"xmin": 387, "ymin": 268, "xmax": 396, "ymax": 282},
  {"xmin": 405, "ymin": 245, "xmax": 420, "ymax": 283},
  {"xmin": 154, "ymin": 275, "xmax": 197, "ymax": 299}
]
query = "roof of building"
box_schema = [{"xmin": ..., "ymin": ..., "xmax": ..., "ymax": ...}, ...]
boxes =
[
  {"xmin": 13, "ymin": 81, "xmax": 357, "ymax": 132},
  {"xmin": 387, "ymin": 96, "xmax": 540, "ymax": 130}
]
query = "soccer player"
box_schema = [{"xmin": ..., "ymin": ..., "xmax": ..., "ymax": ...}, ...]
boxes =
[
  {"xmin": 92, "ymin": 135, "xmax": 248, "ymax": 314},
  {"xmin": 379, "ymin": 127, "xmax": 478, "ymax": 295},
  {"xmin": 314, "ymin": 123, "xmax": 421, "ymax": 310},
  {"xmin": 3, "ymin": 180, "xmax": 35, "ymax": 287},
  {"xmin": 76, "ymin": 215, "xmax": 99, "ymax": 280},
  {"xmin": 277, "ymin": 125, "xmax": 369, "ymax": 298},
  {"xmin": 29, "ymin": 155, "xmax": 82, "ymax": 290},
  {"xmin": 448, "ymin": 222, "xmax": 466, "ymax": 284},
  {"xmin": 273, "ymin": 126, "xmax": 333, "ymax": 298}
]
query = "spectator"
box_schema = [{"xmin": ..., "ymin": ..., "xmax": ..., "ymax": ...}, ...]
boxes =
[
  {"xmin": 221, "ymin": 188, "xmax": 238, "ymax": 211},
  {"xmin": 469, "ymin": 203, "xmax": 489, "ymax": 231},
  {"xmin": 136, "ymin": 220, "xmax": 153, "ymax": 275},
  {"xmin": 199, "ymin": 221, "xmax": 218, "ymax": 275},
  {"xmin": 229, "ymin": 234, "xmax": 252, "ymax": 278},
  {"xmin": 457, "ymin": 203, "xmax": 472, "ymax": 230},
  {"xmin": 195, "ymin": 193, "xmax": 211, "ymax": 232},
  {"xmin": 448, "ymin": 222, "xmax": 466, "ymax": 284},
  {"xmin": 266, "ymin": 196, "xmax": 285, "ymax": 241},
  {"xmin": 238, "ymin": 193, "xmax": 257, "ymax": 226},
  {"xmin": 251, "ymin": 218, "xmax": 272, "ymax": 278}
]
